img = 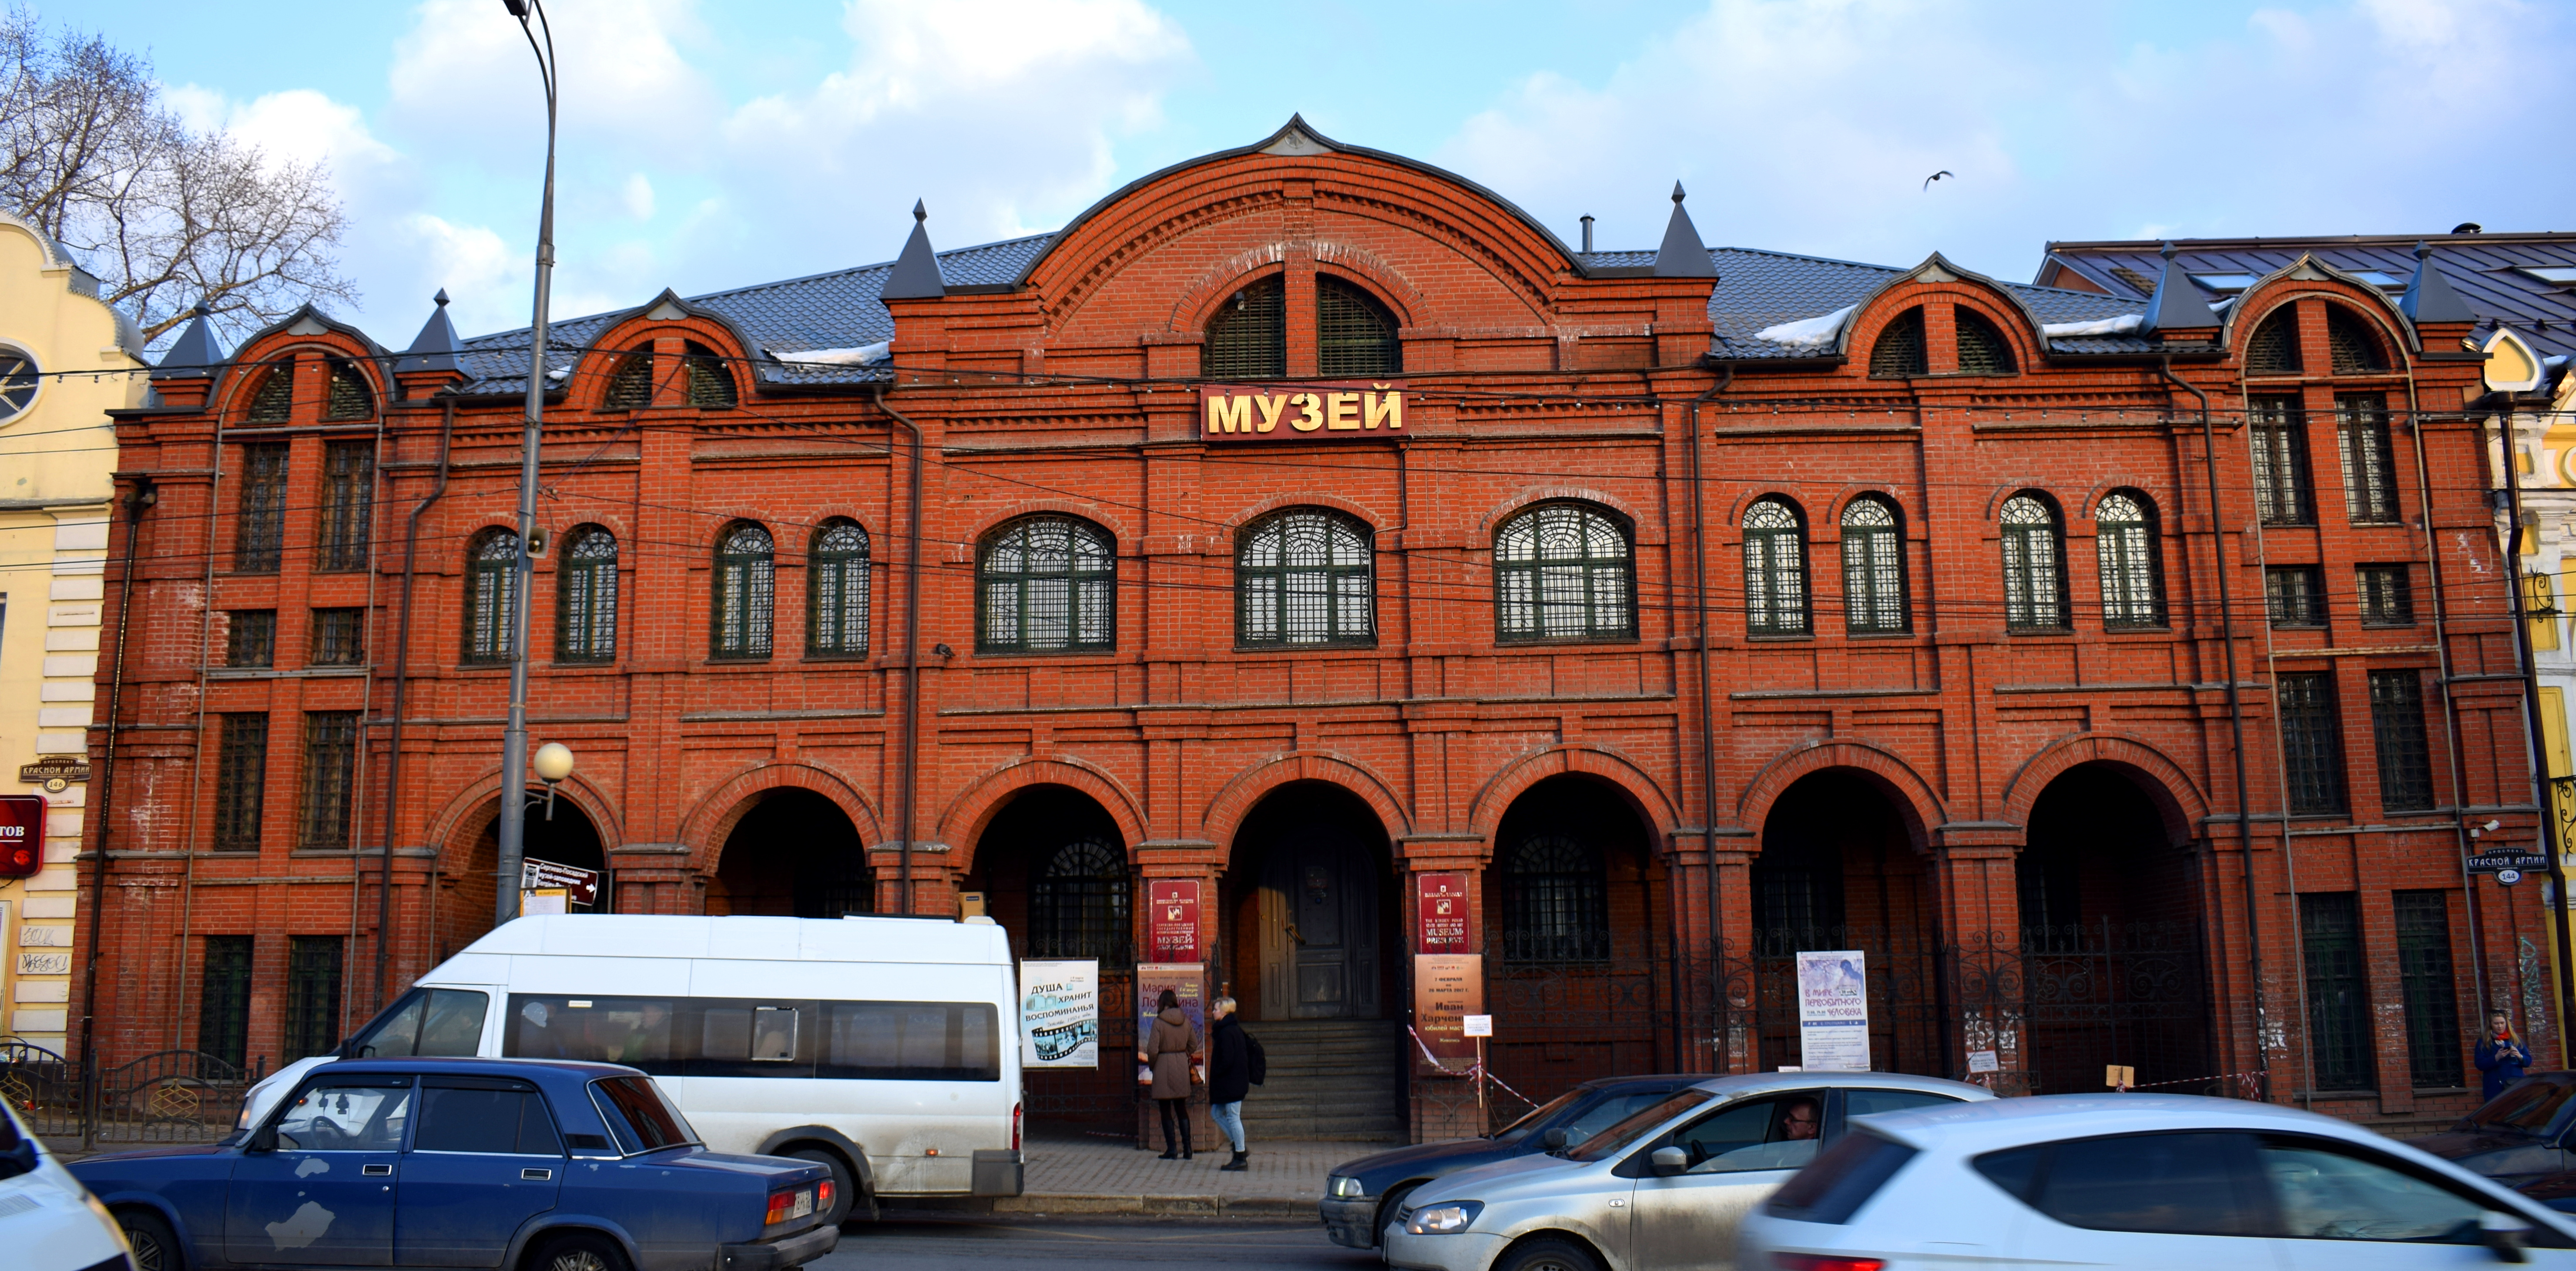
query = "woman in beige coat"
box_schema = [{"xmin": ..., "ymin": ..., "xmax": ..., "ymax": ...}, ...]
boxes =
[{"xmin": 1138, "ymin": 988, "xmax": 1201, "ymax": 1159}]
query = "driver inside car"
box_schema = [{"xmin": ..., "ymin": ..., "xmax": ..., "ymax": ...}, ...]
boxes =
[{"xmin": 1699, "ymin": 1097, "xmax": 1821, "ymax": 1172}]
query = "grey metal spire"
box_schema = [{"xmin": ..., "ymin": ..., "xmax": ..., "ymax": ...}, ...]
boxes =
[
  {"xmin": 396, "ymin": 288, "xmax": 463, "ymax": 374},
  {"xmin": 151, "ymin": 304, "xmax": 227, "ymax": 379},
  {"xmin": 2398, "ymin": 241, "xmax": 2475, "ymax": 324},
  {"xmin": 1652, "ymin": 182, "xmax": 1717, "ymax": 279},
  {"xmin": 2140, "ymin": 242, "xmax": 2221, "ymax": 333},
  {"xmin": 881, "ymin": 199, "xmax": 947, "ymax": 300}
]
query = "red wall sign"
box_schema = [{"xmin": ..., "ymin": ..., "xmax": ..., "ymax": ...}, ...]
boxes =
[
  {"xmin": 1148, "ymin": 879, "xmax": 1201, "ymax": 961},
  {"xmin": 0, "ymin": 795, "xmax": 43, "ymax": 878},
  {"xmin": 1416, "ymin": 873, "xmax": 1469, "ymax": 953}
]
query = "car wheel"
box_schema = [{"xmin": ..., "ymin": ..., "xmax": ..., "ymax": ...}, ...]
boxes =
[
  {"xmin": 118, "ymin": 1208, "xmax": 180, "ymax": 1271},
  {"xmin": 527, "ymin": 1231, "xmax": 632, "ymax": 1271},
  {"xmin": 788, "ymin": 1148, "xmax": 856, "ymax": 1226},
  {"xmin": 1494, "ymin": 1236, "xmax": 1603, "ymax": 1271},
  {"xmin": 1375, "ymin": 1182, "xmax": 1420, "ymax": 1245}
]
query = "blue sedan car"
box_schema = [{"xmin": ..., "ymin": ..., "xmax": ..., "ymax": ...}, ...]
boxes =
[{"xmin": 69, "ymin": 1057, "xmax": 839, "ymax": 1271}]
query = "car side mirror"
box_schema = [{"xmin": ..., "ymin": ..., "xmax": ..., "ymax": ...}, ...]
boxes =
[
  {"xmin": 248, "ymin": 1125, "xmax": 278, "ymax": 1154},
  {"xmin": 1542, "ymin": 1129, "xmax": 1569, "ymax": 1150},
  {"xmin": 1649, "ymin": 1146, "xmax": 1688, "ymax": 1177},
  {"xmin": 2482, "ymin": 1211, "xmax": 2532, "ymax": 1264}
]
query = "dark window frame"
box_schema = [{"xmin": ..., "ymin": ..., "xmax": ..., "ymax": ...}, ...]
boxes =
[
  {"xmin": 2278, "ymin": 671, "xmax": 2349, "ymax": 816},
  {"xmin": 2094, "ymin": 490, "xmax": 2167, "ymax": 630},
  {"xmin": 2335, "ymin": 393, "xmax": 2401, "ymax": 525},
  {"xmin": 682, "ymin": 340, "xmax": 736, "ymax": 407},
  {"xmin": 806, "ymin": 519, "xmax": 871, "ymax": 658},
  {"xmin": 602, "ymin": 346, "xmax": 654, "ymax": 410},
  {"xmin": 2357, "ymin": 564, "xmax": 2416, "ymax": 626},
  {"xmin": 463, "ymin": 528, "xmax": 520, "ymax": 664},
  {"xmin": 314, "ymin": 439, "xmax": 375, "ymax": 572},
  {"xmin": 1954, "ymin": 306, "xmax": 2018, "ymax": 375},
  {"xmin": 2300, "ymin": 892, "xmax": 2373, "ymax": 1091},
  {"xmin": 2266, "ymin": 565, "xmax": 2328, "ymax": 628},
  {"xmin": 2247, "ymin": 308, "xmax": 2302, "ymax": 375},
  {"xmin": 1742, "ymin": 498, "xmax": 1810, "ymax": 637},
  {"xmin": 1316, "ymin": 275, "xmax": 1402, "ymax": 377},
  {"xmin": 283, "ymin": 935, "xmax": 345, "ymax": 1063},
  {"xmin": 1498, "ymin": 832, "xmax": 1610, "ymax": 964},
  {"xmin": 2394, "ymin": 890, "xmax": 2464, "ymax": 1089},
  {"xmin": 1493, "ymin": 501, "xmax": 1636, "ymax": 644},
  {"xmin": 2248, "ymin": 395, "xmax": 2316, "ymax": 526},
  {"xmin": 2000, "ymin": 494, "xmax": 2070, "ymax": 632},
  {"xmin": 198, "ymin": 934, "xmax": 254, "ymax": 1068},
  {"xmin": 1237, "ymin": 508, "xmax": 1374, "ymax": 649},
  {"xmin": 309, "ymin": 608, "xmax": 365, "ymax": 666},
  {"xmin": 233, "ymin": 441, "xmax": 290, "ymax": 573},
  {"xmin": 979, "ymin": 515, "xmax": 1118, "ymax": 654},
  {"xmin": 1202, "ymin": 276, "xmax": 1286, "ymax": 380},
  {"xmin": 322, "ymin": 358, "xmax": 372, "ymax": 421},
  {"xmin": 556, "ymin": 525, "xmax": 619, "ymax": 664},
  {"xmin": 225, "ymin": 609, "xmax": 277, "ymax": 668},
  {"xmin": 1840, "ymin": 497, "xmax": 1909, "ymax": 635},
  {"xmin": 1868, "ymin": 307, "xmax": 1926, "ymax": 378},
  {"xmin": 711, "ymin": 521, "xmax": 775, "ymax": 661},
  {"xmin": 2326, "ymin": 306, "xmax": 2389, "ymax": 374},
  {"xmin": 214, "ymin": 712, "xmax": 268, "ymax": 852},
  {"xmin": 299, "ymin": 710, "xmax": 360, "ymax": 850},
  {"xmin": 1029, "ymin": 838, "xmax": 1133, "ymax": 969},
  {"xmin": 2369, "ymin": 669, "xmax": 2436, "ymax": 812},
  {"xmin": 243, "ymin": 359, "xmax": 295, "ymax": 423}
]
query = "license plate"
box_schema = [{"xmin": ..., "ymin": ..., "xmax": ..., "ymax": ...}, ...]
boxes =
[{"xmin": 791, "ymin": 1189, "xmax": 813, "ymax": 1220}]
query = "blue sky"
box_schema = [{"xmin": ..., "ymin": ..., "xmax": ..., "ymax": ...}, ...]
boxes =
[{"xmin": 58, "ymin": 0, "xmax": 2576, "ymax": 345}]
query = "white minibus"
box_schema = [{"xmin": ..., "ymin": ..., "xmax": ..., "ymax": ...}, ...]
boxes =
[{"xmin": 238, "ymin": 914, "xmax": 1023, "ymax": 1224}]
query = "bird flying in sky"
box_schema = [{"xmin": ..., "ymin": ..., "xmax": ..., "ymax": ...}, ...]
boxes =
[{"xmin": 1923, "ymin": 170, "xmax": 1955, "ymax": 190}]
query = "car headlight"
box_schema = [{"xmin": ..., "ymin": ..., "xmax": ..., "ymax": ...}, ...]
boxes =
[
  {"xmin": 1406, "ymin": 1201, "xmax": 1483, "ymax": 1235},
  {"xmin": 1328, "ymin": 1175, "xmax": 1366, "ymax": 1199}
]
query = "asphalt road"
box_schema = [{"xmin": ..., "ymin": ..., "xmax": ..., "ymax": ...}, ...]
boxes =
[{"xmin": 809, "ymin": 1215, "xmax": 1382, "ymax": 1271}]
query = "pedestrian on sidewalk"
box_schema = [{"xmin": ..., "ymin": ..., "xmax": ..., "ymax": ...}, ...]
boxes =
[
  {"xmin": 1207, "ymin": 996, "xmax": 1265, "ymax": 1172},
  {"xmin": 2477, "ymin": 1012, "xmax": 2535, "ymax": 1101},
  {"xmin": 1140, "ymin": 988, "xmax": 1200, "ymax": 1160}
]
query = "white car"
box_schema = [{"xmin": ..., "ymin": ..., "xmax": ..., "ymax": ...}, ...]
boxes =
[
  {"xmin": 1740, "ymin": 1093, "xmax": 2576, "ymax": 1271},
  {"xmin": 0, "ymin": 1098, "xmax": 134, "ymax": 1271},
  {"xmin": 1382, "ymin": 1071, "xmax": 1992, "ymax": 1271}
]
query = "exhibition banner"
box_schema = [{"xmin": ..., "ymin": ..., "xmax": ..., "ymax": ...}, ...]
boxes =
[
  {"xmin": 1020, "ymin": 959, "xmax": 1100, "ymax": 1068},
  {"xmin": 1794, "ymin": 949, "xmax": 1871, "ymax": 1071},
  {"xmin": 1135, "ymin": 962, "xmax": 1208, "ymax": 1079}
]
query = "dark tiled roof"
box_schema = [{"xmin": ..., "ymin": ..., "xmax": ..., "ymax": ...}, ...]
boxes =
[
  {"xmin": 2044, "ymin": 234, "xmax": 2576, "ymax": 378},
  {"xmin": 1703, "ymin": 246, "xmax": 2147, "ymax": 359}
]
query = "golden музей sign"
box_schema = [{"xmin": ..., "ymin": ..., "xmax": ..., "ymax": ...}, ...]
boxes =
[{"xmin": 1200, "ymin": 382, "xmax": 1403, "ymax": 439}]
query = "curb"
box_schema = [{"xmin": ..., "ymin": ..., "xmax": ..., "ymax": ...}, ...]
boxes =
[{"xmin": 991, "ymin": 1193, "xmax": 1315, "ymax": 1217}]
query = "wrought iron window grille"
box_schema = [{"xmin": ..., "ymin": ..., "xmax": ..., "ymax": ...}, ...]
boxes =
[
  {"xmin": 2248, "ymin": 396, "xmax": 2315, "ymax": 526},
  {"xmin": 463, "ymin": 529, "xmax": 520, "ymax": 663},
  {"xmin": 556, "ymin": 526, "xmax": 619, "ymax": 663},
  {"xmin": 1743, "ymin": 498, "xmax": 1810, "ymax": 636},
  {"xmin": 2000, "ymin": 494, "xmax": 2070, "ymax": 632},
  {"xmin": 711, "ymin": 522, "xmax": 776, "ymax": 659},
  {"xmin": 807, "ymin": 520, "xmax": 871, "ymax": 657},
  {"xmin": 1203, "ymin": 276, "xmax": 1285, "ymax": 380},
  {"xmin": 2094, "ymin": 491, "xmax": 2166, "ymax": 629},
  {"xmin": 980, "ymin": 516, "xmax": 1117, "ymax": 653},
  {"xmin": 1238, "ymin": 509, "xmax": 1373, "ymax": 648},
  {"xmin": 314, "ymin": 440, "xmax": 374, "ymax": 572},
  {"xmin": 233, "ymin": 442, "xmax": 289, "ymax": 573},
  {"xmin": 1840, "ymin": 498, "xmax": 1908, "ymax": 635},
  {"xmin": 1494, "ymin": 502, "xmax": 1635, "ymax": 642},
  {"xmin": 213, "ymin": 713, "xmax": 268, "ymax": 853}
]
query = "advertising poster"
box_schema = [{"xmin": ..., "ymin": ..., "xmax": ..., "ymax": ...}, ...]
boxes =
[
  {"xmin": 1794, "ymin": 949, "xmax": 1871, "ymax": 1071},
  {"xmin": 1135, "ymin": 962, "xmax": 1208, "ymax": 1070},
  {"xmin": 1412, "ymin": 953, "xmax": 1484, "ymax": 1070},
  {"xmin": 1019, "ymin": 959, "xmax": 1100, "ymax": 1068},
  {"xmin": 1415, "ymin": 873, "xmax": 1469, "ymax": 953},
  {"xmin": 1147, "ymin": 880, "xmax": 1201, "ymax": 961}
]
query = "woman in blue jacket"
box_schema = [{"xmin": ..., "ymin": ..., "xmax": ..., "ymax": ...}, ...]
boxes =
[{"xmin": 2477, "ymin": 1012, "xmax": 2535, "ymax": 1101}]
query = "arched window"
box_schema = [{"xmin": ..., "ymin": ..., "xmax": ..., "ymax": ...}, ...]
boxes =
[
  {"xmin": 1203, "ymin": 275, "xmax": 1285, "ymax": 379},
  {"xmin": 1841, "ymin": 497, "xmax": 1907, "ymax": 634},
  {"xmin": 808, "ymin": 518, "xmax": 870, "ymax": 657},
  {"xmin": 2000, "ymin": 494, "xmax": 2069, "ymax": 631},
  {"xmin": 1743, "ymin": 498, "xmax": 1808, "ymax": 636},
  {"xmin": 979, "ymin": 516, "xmax": 1116, "ymax": 653},
  {"xmin": 1955, "ymin": 308, "xmax": 2017, "ymax": 374},
  {"xmin": 323, "ymin": 358, "xmax": 372, "ymax": 420},
  {"xmin": 464, "ymin": 528, "xmax": 520, "ymax": 663},
  {"xmin": 1499, "ymin": 834, "xmax": 1608, "ymax": 963},
  {"xmin": 556, "ymin": 525, "xmax": 618, "ymax": 662},
  {"xmin": 683, "ymin": 340, "xmax": 736, "ymax": 407},
  {"xmin": 1869, "ymin": 307, "xmax": 1926, "ymax": 377},
  {"xmin": 603, "ymin": 345, "xmax": 654, "ymax": 410},
  {"xmin": 711, "ymin": 521, "xmax": 775, "ymax": 659},
  {"xmin": 245, "ymin": 359, "xmax": 294, "ymax": 423},
  {"xmin": 2247, "ymin": 308, "xmax": 2302, "ymax": 374},
  {"xmin": 2095, "ymin": 491, "xmax": 2165, "ymax": 629},
  {"xmin": 1238, "ymin": 508, "xmax": 1373, "ymax": 646},
  {"xmin": 1494, "ymin": 502, "xmax": 1634, "ymax": 642},
  {"xmin": 2326, "ymin": 307, "xmax": 2388, "ymax": 374},
  {"xmin": 1318, "ymin": 276, "xmax": 1401, "ymax": 376},
  {"xmin": 1029, "ymin": 837, "xmax": 1131, "ymax": 967}
]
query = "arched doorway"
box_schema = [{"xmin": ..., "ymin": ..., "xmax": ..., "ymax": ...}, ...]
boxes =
[
  {"xmin": 434, "ymin": 796, "xmax": 607, "ymax": 963},
  {"xmin": 1753, "ymin": 770, "xmax": 1938, "ymax": 1074},
  {"xmin": 1486, "ymin": 775, "xmax": 1674, "ymax": 1106},
  {"xmin": 2018, "ymin": 762, "xmax": 2211, "ymax": 1094},
  {"xmin": 961, "ymin": 785, "xmax": 1132, "ymax": 1135},
  {"xmin": 708, "ymin": 789, "xmax": 869, "ymax": 918}
]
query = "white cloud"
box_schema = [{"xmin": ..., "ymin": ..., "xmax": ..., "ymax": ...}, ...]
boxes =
[{"xmin": 623, "ymin": 172, "xmax": 656, "ymax": 221}]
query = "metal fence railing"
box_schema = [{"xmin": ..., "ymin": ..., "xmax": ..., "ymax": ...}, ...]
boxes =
[{"xmin": 1, "ymin": 1039, "xmax": 265, "ymax": 1147}]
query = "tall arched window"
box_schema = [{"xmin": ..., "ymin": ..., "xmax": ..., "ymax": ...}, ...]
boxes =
[
  {"xmin": 711, "ymin": 521, "xmax": 775, "ymax": 659},
  {"xmin": 1955, "ymin": 308, "xmax": 2017, "ymax": 374},
  {"xmin": 1841, "ymin": 497, "xmax": 1907, "ymax": 634},
  {"xmin": 1029, "ymin": 837, "xmax": 1131, "ymax": 967},
  {"xmin": 1317, "ymin": 276, "xmax": 1401, "ymax": 376},
  {"xmin": 2095, "ymin": 491, "xmax": 2165, "ymax": 629},
  {"xmin": 979, "ymin": 516, "xmax": 1116, "ymax": 653},
  {"xmin": 2000, "ymin": 494, "xmax": 2070, "ymax": 631},
  {"xmin": 808, "ymin": 518, "xmax": 871, "ymax": 657},
  {"xmin": 1203, "ymin": 276, "xmax": 1285, "ymax": 379},
  {"xmin": 464, "ymin": 528, "xmax": 520, "ymax": 663},
  {"xmin": 556, "ymin": 525, "xmax": 618, "ymax": 662},
  {"xmin": 1238, "ymin": 508, "xmax": 1374, "ymax": 647},
  {"xmin": 1494, "ymin": 502, "xmax": 1634, "ymax": 642},
  {"xmin": 2247, "ymin": 308, "xmax": 2302, "ymax": 374},
  {"xmin": 1869, "ymin": 307, "xmax": 1927, "ymax": 377},
  {"xmin": 1743, "ymin": 498, "xmax": 1809, "ymax": 636},
  {"xmin": 2326, "ymin": 307, "xmax": 2387, "ymax": 374},
  {"xmin": 1499, "ymin": 834, "xmax": 1609, "ymax": 963}
]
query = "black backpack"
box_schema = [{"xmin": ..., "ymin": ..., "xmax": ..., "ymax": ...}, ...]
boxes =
[{"xmin": 1244, "ymin": 1029, "xmax": 1267, "ymax": 1086}]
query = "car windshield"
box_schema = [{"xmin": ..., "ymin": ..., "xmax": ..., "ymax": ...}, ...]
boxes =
[
  {"xmin": 2465, "ymin": 1080, "xmax": 2576, "ymax": 1135},
  {"xmin": 1491, "ymin": 1088, "xmax": 1586, "ymax": 1141},
  {"xmin": 590, "ymin": 1076, "xmax": 698, "ymax": 1153},
  {"xmin": 1563, "ymin": 1089, "xmax": 1714, "ymax": 1162},
  {"xmin": 346, "ymin": 988, "xmax": 489, "ymax": 1058}
]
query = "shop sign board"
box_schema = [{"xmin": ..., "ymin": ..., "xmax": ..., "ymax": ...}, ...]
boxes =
[
  {"xmin": 0, "ymin": 795, "xmax": 42, "ymax": 877},
  {"xmin": 1148, "ymin": 880, "xmax": 1201, "ymax": 961},
  {"xmin": 1794, "ymin": 949, "xmax": 1871, "ymax": 1071},
  {"xmin": 1412, "ymin": 953, "xmax": 1483, "ymax": 1070},
  {"xmin": 1200, "ymin": 383, "xmax": 1404, "ymax": 439},
  {"xmin": 1020, "ymin": 959, "xmax": 1100, "ymax": 1068},
  {"xmin": 1415, "ymin": 873, "xmax": 1469, "ymax": 953}
]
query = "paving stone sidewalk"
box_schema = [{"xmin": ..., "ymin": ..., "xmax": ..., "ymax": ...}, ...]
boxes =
[{"xmin": 978, "ymin": 1132, "xmax": 1395, "ymax": 1215}]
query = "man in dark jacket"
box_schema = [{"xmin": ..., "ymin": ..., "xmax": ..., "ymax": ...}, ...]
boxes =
[
  {"xmin": 1206, "ymin": 995, "xmax": 1259, "ymax": 1171},
  {"xmin": 2477, "ymin": 1011, "xmax": 2535, "ymax": 1102}
]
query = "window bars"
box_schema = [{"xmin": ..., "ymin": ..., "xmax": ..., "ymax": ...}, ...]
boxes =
[
  {"xmin": 712, "ymin": 522, "xmax": 776, "ymax": 659},
  {"xmin": 233, "ymin": 442, "xmax": 289, "ymax": 573},
  {"xmin": 807, "ymin": 520, "xmax": 871, "ymax": 656},
  {"xmin": 2266, "ymin": 565, "xmax": 2327, "ymax": 627},
  {"xmin": 2337, "ymin": 394, "xmax": 2400, "ymax": 524},
  {"xmin": 2247, "ymin": 309, "xmax": 2302, "ymax": 375},
  {"xmin": 225, "ymin": 610, "xmax": 276, "ymax": 668},
  {"xmin": 315, "ymin": 440, "xmax": 374, "ymax": 572},
  {"xmin": 1955, "ymin": 307, "xmax": 2017, "ymax": 374},
  {"xmin": 1499, "ymin": 833, "xmax": 1610, "ymax": 963},
  {"xmin": 2277, "ymin": 671, "xmax": 2348, "ymax": 815},
  {"xmin": 1203, "ymin": 276, "xmax": 1285, "ymax": 379},
  {"xmin": 2000, "ymin": 495, "xmax": 2069, "ymax": 631},
  {"xmin": 1841, "ymin": 498, "xmax": 1908, "ymax": 634},
  {"xmin": 1029, "ymin": 838, "xmax": 1131, "ymax": 967},
  {"xmin": 323, "ymin": 359, "xmax": 372, "ymax": 420},
  {"xmin": 557, "ymin": 527, "xmax": 619, "ymax": 662},
  {"xmin": 309, "ymin": 608, "xmax": 365, "ymax": 666},
  {"xmin": 603, "ymin": 347, "xmax": 654, "ymax": 410},
  {"xmin": 283, "ymin": 936, "xmax": 345, "ymax": 1063},
  {"xmin": 299, "ymin": 711, "xmax": 360, "ymax": 849},
  {"xmin": 1317, "ymin": 276, "xmax": 1402, "ymax": 377},
  {"xmin": 2248, "ymin": 396, "xmax": 2315, "ymax": 525},
  {"xmin": 464, "ymin": 529, "xmax": 520, "ymax": 662},
  {"xmin": 197, "ymin": 935, "xmax": 254, "ymax": 1068},
  {"xmin": 244, "ymin": 360, "xmax": 294, "ymax": 423},
  {"xmin": 1238, "ymin": 509, "xmax": 1372, "ymax": 647},
  {"xmin": 1869, "ymin": 307, "xmax": 1927, "ymax": 377},
  {"xmin": 1494, "ymin": 502, "xmax": 1634, "ymax": 642},
  {"xmin": 1743, "ymin": 498, "xmax": 1810, "ymax": 636},
  {"xmin": 980, "ymin": 516, "xmax": 1117, "ymax": 653},
  {"xmin": 213, "ymin": 713, "xmax": 268, "ymax": 852},
  {"xmin": 2369, "ymin": 670, "xmax": 2435, "ymax": 812},
  {"xmin": 2357, "ymin": 564, "xmax": 2415, "ymax": 626},
  {"xmin": 2300, "ymin": 893, "xmax": 2373, "ymax": 1091},
  {"xmin": 2327, "ymin": 307, "xmax": 2387, "ymax": 374},
  {"xmin": 2394, "ymin": 890, "xmax": 2464, "ymax": 1089},
  {"xmin": 683, "ymin": 341, "xmax": 736, "ymax": 407},
  {"xmin": 2094, "ymin": 491, "xmax": 2165, "ymax": 629}
]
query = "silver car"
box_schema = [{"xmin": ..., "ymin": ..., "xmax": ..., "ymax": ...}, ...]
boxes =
[{"xmin": 1382, "ymin": 1071, "xmax": 1992, "ymax": 1271}]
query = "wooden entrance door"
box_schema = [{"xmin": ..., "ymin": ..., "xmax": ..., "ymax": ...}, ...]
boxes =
[{"xmin": 1258, "ymin": 834, "xmax": 1379, "ymax": 1020}]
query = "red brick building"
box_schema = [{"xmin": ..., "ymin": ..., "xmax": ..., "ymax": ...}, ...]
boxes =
[{"xmin": 78, "ymin": 118, "xmax": 2542, "ymax": 1141}]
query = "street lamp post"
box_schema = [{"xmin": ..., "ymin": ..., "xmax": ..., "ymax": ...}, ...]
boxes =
[{"xmin": 497, "ymin": 0, "xmax": 557, "ymax": 928}]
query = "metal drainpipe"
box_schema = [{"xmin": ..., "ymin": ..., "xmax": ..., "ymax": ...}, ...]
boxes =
[
  {"xmin": 375, "ymin": 395, "xmax": 456, "ymax": 1008},
  {"xmin": 2158, "ymin": 357, "xmax": 2268, "ymax": 1094},
  {"xmin": 1688, "ymin": 364, "xmax": 1734, "ymax": 1063},
  {"xmin": 872, "ymin": 383, "xmax": 926, "ymax": 915},
  {"xmin": 2405, "ymin": 370, "xmax": 2487, "ymax": 1016},
  {"xmin": 78, "ymin": 476, "xmax": 153, "ymax": 1151},
  {"xmin": 2493, "ymin": 397, "xmax": 2576, "ymax": 1059}
]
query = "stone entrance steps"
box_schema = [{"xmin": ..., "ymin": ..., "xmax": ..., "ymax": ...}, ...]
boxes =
[{"xmin": 1232, "ymin": 1018, "xmax": 1405, "ymax": 1143}]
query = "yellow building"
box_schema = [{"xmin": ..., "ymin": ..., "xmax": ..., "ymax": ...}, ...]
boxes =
[{"xmin": 0, "ymin": 212, "xmax": 144, "ymax": 1054}]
